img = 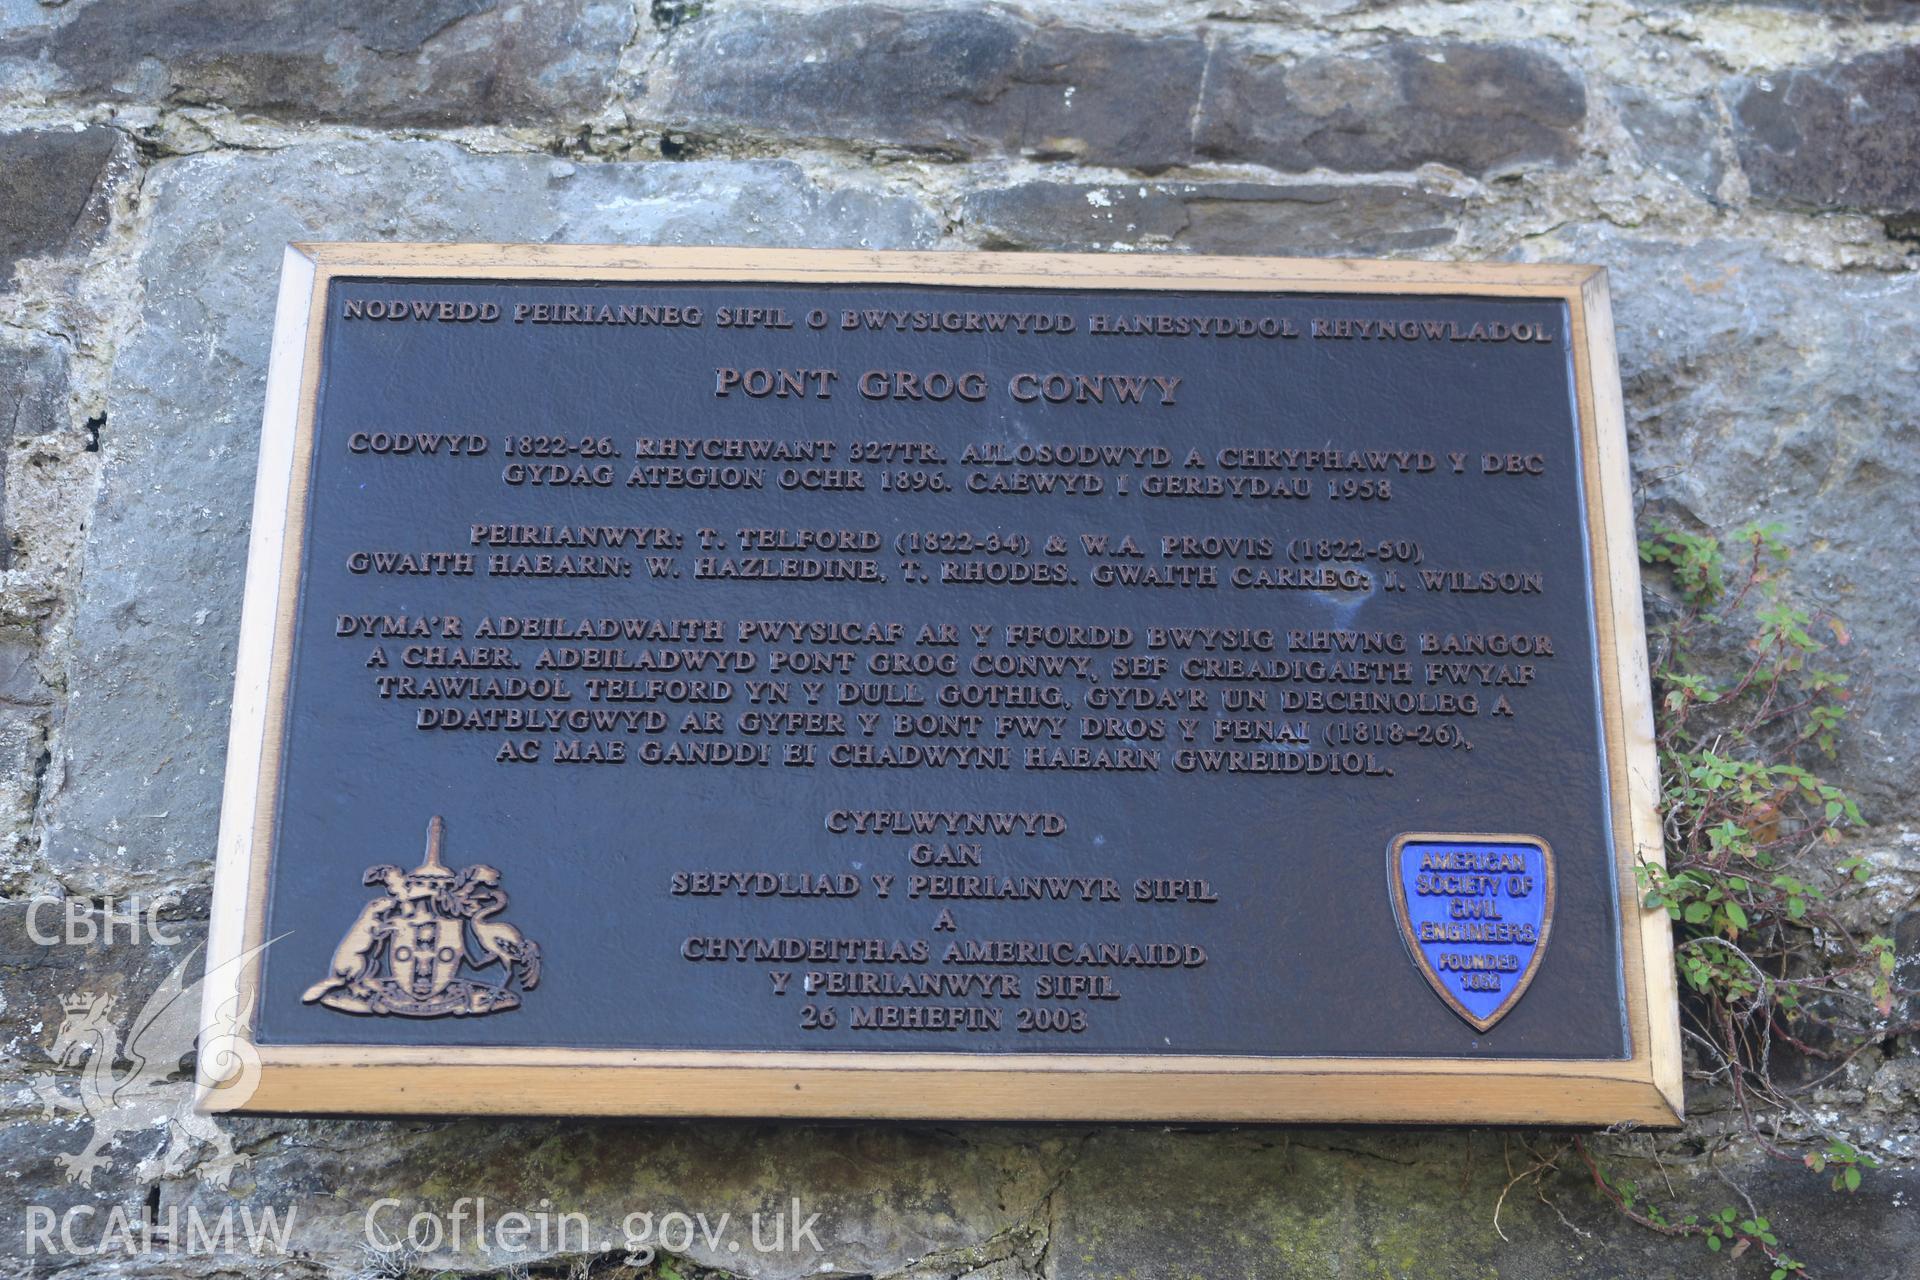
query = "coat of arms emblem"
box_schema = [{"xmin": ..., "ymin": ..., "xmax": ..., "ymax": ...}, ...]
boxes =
[{"xmin": 302, "ymin": 816, "xmax": 542, "ymax": 1017}]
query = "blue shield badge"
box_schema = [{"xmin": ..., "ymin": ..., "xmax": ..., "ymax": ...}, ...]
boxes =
[{"xmin": 1390, "ymin": 834, "xmax": 1555, "ymax": 1032}]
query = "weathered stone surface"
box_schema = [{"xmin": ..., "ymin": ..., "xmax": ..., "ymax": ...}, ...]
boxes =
[
  {"xmin": 1616, "ymin": 88, "xmax": 1725, "ymax": 200},
  {"xmin": 0, "ymin": 896, "xmax": 256, "ymax": 1255},
  {"xmin": 1051, "ymin": 1129, "xmax": 1919, "ymax": 1278},
  {"xmin": 0, "ymin": 126, "xmax": 122, "ymax": 285},
  {"xmin": 1900, "ymin": 909, "xmax": 1920, "ymax": 1030},
  {"xmin": 648, "ymin": 11, "xmax": 1584, "ymax": 177},
  {"xmin": 1195, "ymin": 40, "xmax": 1586, "ymax": 176},
  {"xmin": 145, "ymin": 1122, "xmax": 1064, "ymax": 1278},
  {"xmin": 0, "ymin": 0, "xmax": 634, "ymax": 126},
  {"xmin": 0, "ymin": 704, "xmax": 46, "ymax": 865},
  {"xmin": 0, "ymin": 896, "xmax": 209, "ymax": 1073},
  {"xmin": 39, "ymin": 143, "xmax": 935, "ymax": 890},
  {"xmin": 1677, "ymin": 0, "xmax": 1909, "ymax": 17},
  {"xmin": 0, "ymin": 304, "xmax": 58, "ymax": 846},
  {"xmin": 1548, "ymin": 230, "xmax": 1919, "ymax": 816},
  {"xmin": 1731, "ymin": 47, "xmax": 1920, "ymax": 216},
  {"xmin": 0, "ymin": 330, "xmax": 71, "ymax": 571},
  {"xmin": 647, "ymin": 5, "xmax": 1205, "ymax": 168},
  {"xmin": 963, "ymin": 180, "xmax": 1460, "ymax": 253},
  {"xmin": 0, "ymin": 1, "xmax": 1913, "ymax": 1274}
]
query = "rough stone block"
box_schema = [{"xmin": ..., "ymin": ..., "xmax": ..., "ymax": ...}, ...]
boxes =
[
  {"xmin": 0, "ymin": 0, "xmax": 634, "ymax": 126},
  {"xmin": 0, "ymin": 331, "xmax": 72, "ymax": 570},
  {"xmin": 646, "ymin": 5, "xmax": 1206, "ymax": 169},
  {"xmin": 1557, "ymin": 230, "xmax": 1919, "ymax": 816},
  {"xmin": 1195, "ymin": 40, "xmax": 1586, "ymax": 176},
  {"xmin": 1049, "ymin": 1129, "xmax": 1918, "ymax": 1279},
  {"xmin": 0, "ymin": 896, "xmax": 209, "ymax": 1074},
  {"xmin": 0, "ymin": 705, "xmax": 45, "ymax": 862},
  {"xmin": 1731, "ymin": 47, "xmax": 1920, "ymax": 217},
  {"xmin": 41, "ymin": 144, "xmax": 935, "ymax": 890},
  {"xmin": 156, "ymin": 1121, "xmax": 1064, "ymax": 1277},
  {"xmin": 0, "ymin": 126, "xmax": 123, "ymax": 285},
  {"xmin": 0, "ymin": 893, "xmax": 232, "ymax": 1226},
  {"xmin": 647, "ymin": 11, "xmax": 1584, "ymax": 178},
  {"xmin": 1676, "ymin": 0, "xmax": 1908, "ymax": 17},
  {"xmin": 1898, "ymin": 908, "xmax": 1920, "ymax": 1034},
  {"xmin": 1616, "ymin": 88, "xmax": 1725, "ymax": 199},
  {"xmin": 963, "ymin": 180, "xmax": 1460, "ymax": 254},
  {"xmin": 0, "ymin": 332, "xmax": 61, "ymax": 845}
]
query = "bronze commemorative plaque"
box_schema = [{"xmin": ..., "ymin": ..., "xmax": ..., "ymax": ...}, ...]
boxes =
[{"xmin": 200, "ymin": 246, "xmax": 1679, "ymax": 1124}]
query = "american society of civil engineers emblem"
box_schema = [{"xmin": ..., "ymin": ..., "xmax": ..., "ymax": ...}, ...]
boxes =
[
  {"xmin": 1389, "ymin": 832, "xmax": 1555, "ymax": 1033},
  {"xmin": 302, "ymin": 816, "xmax": 543, "ymax": 1017}
]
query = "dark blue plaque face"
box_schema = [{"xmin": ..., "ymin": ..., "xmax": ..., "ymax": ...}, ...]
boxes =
[
  {"xmin": 1391, "ymin": 835, "xmax": 1554, "ymax": 1032},
  {"xmin": 240, "ymin": 271, "xmax": 1636, "ymax": 1070}
]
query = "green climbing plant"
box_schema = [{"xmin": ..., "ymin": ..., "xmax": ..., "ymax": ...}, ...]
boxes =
[
  {"xmin": 1640, "ymin": 521, "xmax": 1896, "ymax": 1066},
  {"xmin": 1571, "ymin": 521, "xmax": 1907, "ymax": 1276}
]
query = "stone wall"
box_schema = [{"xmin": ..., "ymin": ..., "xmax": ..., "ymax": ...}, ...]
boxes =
[{"xmin": 1, "ymin": 2, "xmax": 1915, "ymax": 1277}]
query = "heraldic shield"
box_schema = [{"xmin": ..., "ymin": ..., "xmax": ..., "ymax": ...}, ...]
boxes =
[
  {"xmin": 1389, "ymin": 833, "xmax": 1554, "ymax": 1033},
  {"xmin": 301, "ymin": 816, "xmax": 542, "ymax": 1018}
]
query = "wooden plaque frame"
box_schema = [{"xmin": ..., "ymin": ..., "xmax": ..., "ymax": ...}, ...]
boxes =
[{"xmin": 199, "ymin": 245, "xmax": 1681, "ymax": 1125}]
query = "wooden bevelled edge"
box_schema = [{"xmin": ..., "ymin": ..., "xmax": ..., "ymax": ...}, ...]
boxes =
[
  {"xmin": 1580, "ymin": 268, "xmax": 1683, "ymax": 1124},
  {"xmin": 197, "ymin": 246, "xmax": 320, "ymax": 1110},
  {"xmin": 289, "ymin": 243, "xmax": 1605, "ymax": 292},
  {"xmin": 212, "ymin": 1057, "xmax": 1680, "ymax": 1126},
  {"xmin": 212, "ymin": 1037, "xmax": 1679, "ymax": 1125}
]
